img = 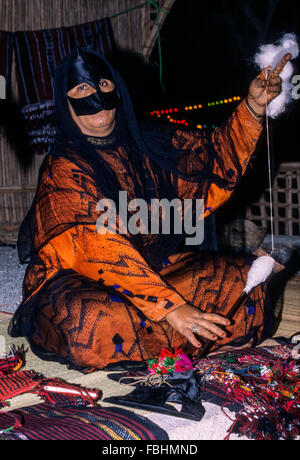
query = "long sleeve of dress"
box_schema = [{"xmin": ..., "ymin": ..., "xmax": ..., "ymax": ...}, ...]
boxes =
[{"xmin": 171, "ymin": 98, "xmax": 263, "ymax": 217}]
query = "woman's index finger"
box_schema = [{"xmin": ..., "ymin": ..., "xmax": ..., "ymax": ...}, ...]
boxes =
[{"xmin": 274, "ymin": 53, "xmax": 292, "ymax": 74}]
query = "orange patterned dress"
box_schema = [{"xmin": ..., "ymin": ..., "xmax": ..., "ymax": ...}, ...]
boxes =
[{"xmin": 9, "ymin": 100, "xmax": 272, "ymax": 372}]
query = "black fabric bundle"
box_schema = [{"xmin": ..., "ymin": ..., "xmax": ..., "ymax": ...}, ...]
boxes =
[{"xmin": 105, "ymin": 369, "xmax": 205, "ymax": 421}]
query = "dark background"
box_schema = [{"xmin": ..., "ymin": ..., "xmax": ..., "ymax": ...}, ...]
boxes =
[
  {"xmin": 111, "ymin": 0, "xmax": 300, "ymax": 221},
  {"xmin": 151, "ymin": 0, "xmax": 300, "ymax": 164}
]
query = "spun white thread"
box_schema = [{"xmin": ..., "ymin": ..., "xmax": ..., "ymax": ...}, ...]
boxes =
[{"xmin": 264, "ymin": 69, "xmax": 275, "ymax": 255}]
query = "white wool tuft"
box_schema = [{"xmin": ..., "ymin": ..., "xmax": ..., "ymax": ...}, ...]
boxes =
[
  {"xmin": 244, "ymin": 256, "xmax": 275, "ymax": 294},
  {"xmin": 254, "ymin": 33, "xmax": 299, "ymax": 118}
]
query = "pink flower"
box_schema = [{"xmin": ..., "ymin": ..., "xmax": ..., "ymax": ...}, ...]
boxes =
[{"xmin": 174, "ymin": 353, "xmax": 194, "ymax": 372}]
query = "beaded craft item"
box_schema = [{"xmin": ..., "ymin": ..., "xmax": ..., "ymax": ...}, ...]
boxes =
[{"xmin": 196, "ymin": 344, "xmax": 300, "ymax": 440}]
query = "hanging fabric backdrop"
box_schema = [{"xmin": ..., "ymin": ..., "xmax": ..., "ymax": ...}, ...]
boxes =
[{"xmin": 12, "ymin": 17, "xmax": 114, "ymax": 155}]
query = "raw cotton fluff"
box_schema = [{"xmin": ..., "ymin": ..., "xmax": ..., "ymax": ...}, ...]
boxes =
[{"xmin": 254, "ymin": 33, "xmax": 299, "ymax": 118}]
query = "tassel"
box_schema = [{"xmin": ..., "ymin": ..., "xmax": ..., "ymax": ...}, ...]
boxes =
[{"xmin": 0, "ymin": 344, "xmax": 27, "ymax": 376}]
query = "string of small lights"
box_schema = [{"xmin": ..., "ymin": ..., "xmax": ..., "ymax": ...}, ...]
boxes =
[{"xmin": 150, "ymin": 96, "xmax": 242, "ymax": 129}]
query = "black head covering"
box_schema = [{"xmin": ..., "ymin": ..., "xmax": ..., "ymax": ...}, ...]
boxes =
[{"xmin": 67, "ymin": 48, "xmax": 121, "ymax": 115}]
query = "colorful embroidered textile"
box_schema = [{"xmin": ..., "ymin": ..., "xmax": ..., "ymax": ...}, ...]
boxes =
[
  {"xmin": 0, "ymin": 346, "xmax": 100, "ymax": 408},
  {"xmin": 14, "ymin": 18, "xmax": 114, "ymax": 154},
  {"xmin": 0, "ymin": 404, "xmax": 168, "ymax": 440},
  {"xmin": 0, "ymin": 369, "xmax": 101, "ymax": 409},
  {"xmin": 0, "ymin": 30, "xmax": 13, "ymax": 97},
  {"xmin": 35, "ymin": 378, "xmax": 101, "ymax": 408},
  {"xmin": 196, "ymin": 344, "xmax": 300, "ymax": 440}
]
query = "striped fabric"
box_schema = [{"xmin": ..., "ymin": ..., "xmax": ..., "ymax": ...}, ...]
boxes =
[
  {"xmin": 0, "ymin": 404, "xmax": 168, "ymax": 440},
  {"xmin": 13, "ymin": 17, "xmax": 114, "ymax": 154},
  {"xmin": 0, "ymin": 30, "xmax": 13, "ymax": 98},
  {"xmin": 0, "ymin": 371, "xmax": 42, "ymax": 407},
  {"xmin": 0, "ymin": 370, "xmax": 101, "ymax": 409}
]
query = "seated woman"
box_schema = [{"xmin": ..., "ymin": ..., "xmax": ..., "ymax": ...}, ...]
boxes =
[{"xmin": 9, "ymin": 48, "xmax": 289, "ymax": 372}]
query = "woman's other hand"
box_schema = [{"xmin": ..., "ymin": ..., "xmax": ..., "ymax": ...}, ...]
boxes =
[{"xmin": 165, "ymin": 303, "xmax": 231, "ymax": 348}]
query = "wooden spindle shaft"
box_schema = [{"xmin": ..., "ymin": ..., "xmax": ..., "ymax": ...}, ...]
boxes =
[{"xmin": 195, "ymin": 291, "xmax": 250, "ymax": 359}]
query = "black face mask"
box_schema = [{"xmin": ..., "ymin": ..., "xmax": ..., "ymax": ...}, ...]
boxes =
[{"xmin": 67, "ymin": 49, "xmax": 122, "ymax": 116}]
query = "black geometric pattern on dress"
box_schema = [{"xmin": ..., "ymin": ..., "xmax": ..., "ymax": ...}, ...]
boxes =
[{"xmin": 17, "ymin": 252, "xmax": 268, "ymax": 371}]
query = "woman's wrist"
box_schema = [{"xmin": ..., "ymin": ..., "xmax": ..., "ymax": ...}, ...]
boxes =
[{"xmin": 246, "ymin": 97, "xmax": 265, "ymax": 122}]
